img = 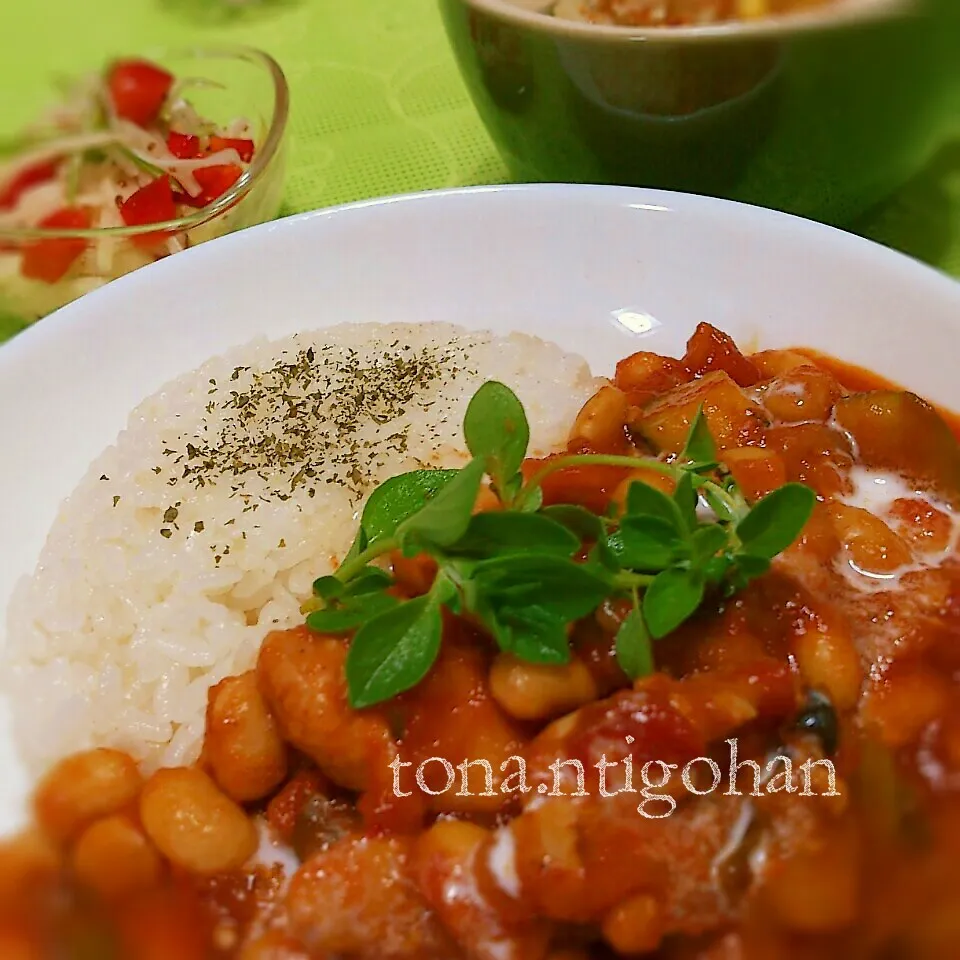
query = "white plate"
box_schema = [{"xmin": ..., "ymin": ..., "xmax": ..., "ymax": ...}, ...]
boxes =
[{"xmin": 2, "ymin": 183, "xmax": 959, "ymax": 835}]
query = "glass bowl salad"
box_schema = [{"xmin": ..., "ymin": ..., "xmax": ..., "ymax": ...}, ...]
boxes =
[{"xmin": 0, "ymin": 47, "xmax": 289, "ymax": 324}]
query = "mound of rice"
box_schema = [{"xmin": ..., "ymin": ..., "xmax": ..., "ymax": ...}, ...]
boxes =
[{"xmin": 5, "ymin": 323, "xmax": 600, "ymax": 775}]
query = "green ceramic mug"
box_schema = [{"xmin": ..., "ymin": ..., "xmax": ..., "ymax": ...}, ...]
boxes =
[{"xmin": 438, "ymin": 0, "xmax": 960, "ymax": 225}]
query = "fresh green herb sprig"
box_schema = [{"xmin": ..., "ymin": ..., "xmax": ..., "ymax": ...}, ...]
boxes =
[{"xmin": 305, "ymin": 383, "xmax": 815, "ymax": 709}]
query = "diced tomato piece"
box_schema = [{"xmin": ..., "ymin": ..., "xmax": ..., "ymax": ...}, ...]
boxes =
[
  {"xmin": 119, "ymin": 176, "xmax": 177, "ymax": 249},
  {"xmin": 266, "ymin": 768, "xmax": 332, "ymax": 845},
  {"xmin": 108, "ymin": 59, "xmax": 173, "ymax": 126},
  {"xmin": 207, "ymin": 135, "xmax": 255, "ymax": 163},
  {"xmin": 682, "ymin": 322, "xmax": 760, "ymax": 387},
  {"xmin": 614, "ymin": 351, "xmax": 691, "ymax": 401},
  {"xmin": 389, "ymin": 551, "xmax": 438, "ymax": 597},
  {"xmin": 20, "ymin": 207, "xmax": 92, "ymax": 283},
  {"xmin": 722, "ymin": 447, "xmax": 787, "ymax": 502},
  {"xmin": 0, "ymin": 159, "xmax": 59, "ymax": 210},
  {"xmin": 119, "ymin": 176, "xmax": 176, "ymax": 226},
  {"xmin": 887, "ymin": 497, "xmax": 953, "ymax": 553},
  {"xmin": 186, "ymin": 164, "xmax": 243, "ymax": 207},
  {"xmin": 166, "ymin": 131, "xmax": 201, "ymax": 159},
  {"xmin": 522, "ymin": 453, "xmax": 630, "ymax": 515}
]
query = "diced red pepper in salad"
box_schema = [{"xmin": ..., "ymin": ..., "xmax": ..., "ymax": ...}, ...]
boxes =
[
  {"xmin": 20, "ymin": 207, "xmax": 93, "ymax": 283},
  {"xmin": 0, "ymin": 159, "xmax": 59, "ymax": 211},
  {"xmin": 108, "ymin": 59, "xmax": 174, "ymax": 127},
  {"xmin": 166, "ymin": 131, "xmax": 202, "ymax": 160},
  {"xmin": 207, "ymin": 136, "xmax": 256, "ymax": 164},
  {"xmin": 188, "ymin": 164, "xmax": 243, "ymax": 207},
  {"xmin": 119, "ymin": 176, "xmax": 177, "ymax": 248}
]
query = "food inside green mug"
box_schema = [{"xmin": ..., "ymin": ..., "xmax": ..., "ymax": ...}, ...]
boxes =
[{"xmin": 550, "ymin": 0, "xmax": 835, "ymax": 26}]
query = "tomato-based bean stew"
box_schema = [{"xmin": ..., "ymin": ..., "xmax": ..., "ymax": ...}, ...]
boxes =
[{"xmin": 4, "ymin": 323, "xmax": 960, "ymax": 960}]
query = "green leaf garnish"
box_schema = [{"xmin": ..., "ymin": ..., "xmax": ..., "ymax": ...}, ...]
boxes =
[
  {"xmin": 610, "ymin": 516, "xmax": 681, "ymax": 571},
  {"xmin": 486, "ymin": 604, "xmax": 571, "ymax": 664},
  {"xmin": 305, "ymin": 378, "xmax": 815, "ymax": 706},
  {"xmin": 306, "ymin": 591, "xmax": 400, "ymax": 634},
  {"xmin": 736, "ymin": 483, "xmax": 816, "ymax": 560},
  {"xmin": 643, "ymin": 567, "xmax": 705, "ymax": 639},
  {"xmin": 345, "ymin": 594, "xmax": 444, "ymax": 709},
  {"xmin": 672, "ymin": 471, "xmax": 698, "ymax": 532},
  {"xmin": 541, "ymin": 504, "xmax": 606, "ymax": 541},
  {"xmin": 625, "ymin": 480, "xmax": 684, "ymax": 530},
  {"xmin": 689, "ymin": 525, "xmax": 728, "ymax": 566},
  {"xmin": 360, "ymin": 469, "xmax": 460, "ymax": 547},
  {"xmin": 396, "ymin": 459, "xmax": 485, "ymax": 553},
  {"xmin": 451, "ymin": 511, "xmax": 580, "ymax": 558},
  {"xmin": 471, "ymin": 554, "xmax": 612, "ymax": 622},
  {"xmin": 341, "ymin": 568, "xmax": 394, "ymax": 597},
  {"xmin": 703, "ymin": 485, "xmax": 736, "ymax": 522},
  {"xmin": 682, "ymin": 405, "xmax": 718, "ymax": 465},
  {"xmin": 464, "ymin": 381, "xmax": 530, "ymax": 505},
  {"xmin": 313, "ymin": 575, "xmax": 344, "ymax": 600},
  {"xmin": 615, "ymin": 605, "xmax": 654, "ymax": 680}
]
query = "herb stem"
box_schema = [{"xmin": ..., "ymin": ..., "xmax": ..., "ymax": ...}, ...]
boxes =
[
  {"xmin": 335, "ymin": 537, "xmax": 398, "ymax": 584},
  {"xmin": 696, "ymin": 478, "xmax": 750, "ymax": 543},
  {"xmin": 613, "ymin": 571, "xmax": 657, "ymax": 590}
]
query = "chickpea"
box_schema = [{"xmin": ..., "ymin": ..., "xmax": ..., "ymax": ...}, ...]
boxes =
[
  {"xmin": 489, "ymin": 653, "xmax": 598, "ymax": 722},
  {"xmin": 601, "ymin": 893, "xmax": 664, "ymax": 955},
  {"xmin": 765, "ymin": 423, "xmax": 853, "ymax": 499},
  {"xmin": 258, "ymin": 627, "xmax": 393, "ymax": 792},
  {"xmin": 887, "ymin": 497, "xmax": 953, "ymax": 553},
  {"xmin": 34, "ymin": 748, "xmax": 142, "ymax": 843},
  {"xmin": 861, "ymin": 664, "xmax": 950, "ymax": 749},
  {"xmin": 139, "ymin": 767, "xmax": 257, "ymax": 874},
  {"xmin": 509, "ymin": 801, "xmax": 588, "ymax": 923},
  {"xmin": 569, "ymin": 385, "xmax": 629, "ymax": 453},
  {"xmin": 828, "ymin": 503, "xmax": 913, "ymax": 576},
  {"xmin": 417, "ymin": 820, "xmax": 550, "ymax": 960},
  {"xmin": 762, "ymin": 366, "xmax": 842, "ymax": 423},
  {"xmin": 792, "ymin": 625, "xmax": 862, "ymax": 712},
  {"xmin": 71, "ymin": 814, "xmax": 163, "ymax": 901},
  {"xmin": 788, "ymin": 500, "xmax": 841, "ymax": 564},
  {"xmin": 205, "ymin": 672, "xmax": 288, "ymax": 803},
  {"xmin": 751, "ymin": 349, "xmax": 813, "ymax": 378}
]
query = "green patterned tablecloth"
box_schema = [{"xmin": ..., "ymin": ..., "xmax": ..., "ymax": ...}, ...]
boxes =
[{"xmin": 1, "ymin": 0, "xmax": 958, "ymax": 342}]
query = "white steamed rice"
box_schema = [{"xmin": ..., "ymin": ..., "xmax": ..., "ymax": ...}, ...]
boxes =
[{"xmin": 4, "ymin": 322, "xmax": 600, "ymax": 775}]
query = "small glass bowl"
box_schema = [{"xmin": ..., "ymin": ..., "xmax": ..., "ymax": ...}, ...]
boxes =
[{"xmin": 0, "ymin": 46, "xmax": 289, "ymax": 325}]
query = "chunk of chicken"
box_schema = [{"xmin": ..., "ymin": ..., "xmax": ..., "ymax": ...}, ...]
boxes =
[
  {"xmin": 283, "ymin": 835, "xmax": 451, "ymax": 959},
  {"xmin": 257, "ymin": 627, "xmax": 394, "ymax": 792}
]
